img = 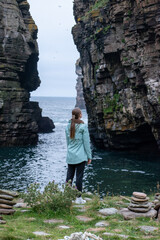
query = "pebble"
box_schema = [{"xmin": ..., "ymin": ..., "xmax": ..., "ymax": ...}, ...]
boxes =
[
  {"xmin": 95, "ymin": 221, "xmax": 109, "ymax": 227},
  {"xmin": 76, "ymin": 215, "xmax": 94, "ymax": 222},
  {"xmin": 139, "ymin": 226, "xmax": 159, "ymax": 232},
  {"xmin": 33, "ymin": 231, "xmax": 51, "ymax": 236},
  {"xmin": 99, "ymin": 208, "xmax": 118, "ymax": 216},
  {"xmin": 44, "ymin": 219, "xmax": 64, "ymax": 224}
]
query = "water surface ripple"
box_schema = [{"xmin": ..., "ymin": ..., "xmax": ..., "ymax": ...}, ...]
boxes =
[{"xmin": 0, "ymin": 97, "xmax": 159, "ymax": 196}]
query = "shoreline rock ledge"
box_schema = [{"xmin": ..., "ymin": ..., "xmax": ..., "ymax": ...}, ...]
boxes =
[{"xmin": 0, "ymin": 0, "xmax": 54, "ymax": 146}]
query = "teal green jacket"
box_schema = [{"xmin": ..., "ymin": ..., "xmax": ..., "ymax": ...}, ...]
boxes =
[{"xmin": 65, "ymin": 121, "xmax": 92, "ymax": 164}]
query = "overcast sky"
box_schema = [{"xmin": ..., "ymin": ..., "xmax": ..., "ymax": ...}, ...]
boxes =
[{"xmin": 28, "ymin": 0, "xmax": 79, "ymax": 97}]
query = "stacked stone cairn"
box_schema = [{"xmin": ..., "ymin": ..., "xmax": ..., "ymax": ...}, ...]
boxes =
[
  {"xmin": 153, "ymin": 193, "xmax": 160, "ymax": 220},
  {"xmin": 128, "ymin": 192, "xmax": 152, "ymax": 213},
  {"xmin": 0, "ymin": 189, "xmax": 19, "ymax": 224}
]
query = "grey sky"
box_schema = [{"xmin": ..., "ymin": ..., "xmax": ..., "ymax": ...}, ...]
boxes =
[{"xmin": 28, "ymin": 0, "xmax": 79, "ymax": 97}]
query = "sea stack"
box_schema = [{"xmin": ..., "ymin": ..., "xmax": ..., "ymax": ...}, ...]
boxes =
[
  {"xmin": 128, "ymin": 192, "xmax": 152, "ymax": 213},
  {"xmin": 0, "ymin": 0, "xmax": 54, "ymax": 146},
  {"xmin": 75, "ymin": 59, "xmax": 86, "ymax": 109}
]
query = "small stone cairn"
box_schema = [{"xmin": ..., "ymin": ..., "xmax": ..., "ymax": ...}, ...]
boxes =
[
  {"xmin": 153, "ymin": 193, "xmax": 160, "ymax": 219},
  {"xmin": 128, "ymin": 192, "xmax": 152, "ymax": 213},
  {"xmin": 0, "ymin": 189, "xmax": 19, "ymax": 223}
]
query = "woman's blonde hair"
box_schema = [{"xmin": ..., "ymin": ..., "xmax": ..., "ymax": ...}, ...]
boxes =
[{"xmin": 70, "ymin": 108, "xmax": 82, "ymax": 139}]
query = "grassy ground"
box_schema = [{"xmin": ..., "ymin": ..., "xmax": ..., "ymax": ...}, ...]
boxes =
[{"xmin": 0, "ymin": 194, "xmax": 160, "ymax": 240}]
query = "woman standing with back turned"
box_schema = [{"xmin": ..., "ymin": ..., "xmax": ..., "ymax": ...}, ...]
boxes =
[{"xmin": 65, "ymin": 107, "xmax": 92, "ymax": 204}]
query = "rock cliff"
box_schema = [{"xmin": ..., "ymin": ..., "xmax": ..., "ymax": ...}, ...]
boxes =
[
  {"xmin": 75, "ymin": 59, "xmax": 86, "ymax": 109},
  {"xmin": 72, "ymin": 0, "xmax": 160, "ymax": 151},
  {"xmin": 0, "ymin": 0, "xmax": 53, "ymax": 146}
]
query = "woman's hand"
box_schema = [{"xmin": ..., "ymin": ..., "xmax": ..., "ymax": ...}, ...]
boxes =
[{"xmin": 88, "ymin": 159, "xmax": 92, "ymax": 165}]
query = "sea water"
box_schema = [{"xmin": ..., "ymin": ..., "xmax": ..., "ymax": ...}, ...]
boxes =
[{"xmin": 0, "ymin": 97, "xmax": 159, "ymax": 196}]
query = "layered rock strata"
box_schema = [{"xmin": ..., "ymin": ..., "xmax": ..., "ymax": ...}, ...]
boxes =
[
  {"xmin": 75, "ymin": 59, "xmax": 86, "ymax": 109},
  {"xmin": 72, "ymin": 0, "xmax": 160, "ymax": 150},
  {"xmin": 0, "ymin": 0, "xmax": 54, "ymax": 146}
]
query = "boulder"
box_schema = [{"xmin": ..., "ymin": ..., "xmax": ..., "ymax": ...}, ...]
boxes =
[
  {"xmin": 38, "ymin": 117, "xmax": 55, "ymax": 133},
  {"xmin": 99, "ymin": 208, "xmax": 118, "ymax": 216},
  {"xmin": 120, "ymin": 208, "xmax": 157, "ymax": 220}
]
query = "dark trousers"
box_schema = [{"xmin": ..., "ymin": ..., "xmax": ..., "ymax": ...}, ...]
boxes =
[{"xmin": 66, "ymin": 161, "xmax": 86, "ymax": 194}]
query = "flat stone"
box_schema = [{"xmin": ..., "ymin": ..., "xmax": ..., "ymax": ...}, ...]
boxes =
[
  {"xmin": 99, "ymin": 208, "xmax": 118, "ymax": 216},
  {"xmin": 95, "ymin": 221, "xmax": 109, "ymax": 227},
  {"xmin": 76, "ymin": 215, "xmax": 94, "ymax": 222},
  {"xmin": 0, "ymin": 204, "xmax": 13, "ymax": 209},
  {"xmin": 44, "ymin": 219, "xmax": 64, "ymax": 224},
  {"xmin": 87, "ymin": 228, "xmax": 106, "ymax": 232},
  {"xmin": 131, "ymin": 197, "xmax": 149, "ymax": 202},
  {"xmin": 128, "ymin": 205, "xmax": 151, "ymax": 213},
  {"xmin": 155, "ymin": 193, "xmax": 160, "ymax": 196},
  {"xmin": 133, "ymin": 192, "xmax": 147, "ymax": 199},
  {"xmin": 57, "ymin": 225, "xmax": 70, "ymax": 229},
  {"xmin": 0, "ymin": 199, "xmax": 16, "ymax": 206},
  {"xmin": 120, "ymin": 208, "xmax": 157, "ymax": 220},
  {"xmin": 33, "ymin": 231, "xmax": 51, "ymax": 236},
  {"xmin": 131, "ymin": 200, "xmax": 149, "ymax": 206},
  {"xmin": 0, "ymin": 209, "xmax": 15, "ymax": 215},
  {"xmin": 103, "ymin": 232, "xmax": 129, "ymax": 238},
  {"xmin": 0, "ymin": 220, "xmax": 6, "ymax": 224},
  {"xmin": 0, "ymin": 195, "xmax": 13, "ymax": 201},
  {"xmin": 20, "ymin": 210, "xmax": 30, "ymax": 213},
  {"xmin": 129, "ymin": 202, "xmax": 151, "ymax": 208},
  {"xmin": 14, "ymin": 202, "xmax": 27, "ymax": 208},
  {"xmin": 0, "ymin": 189, "xmax": 19, "ymax": 198},
  {"xmin": 139, "ymin": 226, "xmax": 159, "ymax": 232},
  {"xmin": 155, "ymin": 202, "xmax": 160, "ymax": 210}
]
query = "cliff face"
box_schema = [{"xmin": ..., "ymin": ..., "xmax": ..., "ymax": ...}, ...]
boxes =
[
  {"xmin": 75, "ymin": 59, "xmax": 86, "ymax": 109},
  {"xmin": 0, "ymin": 0, "xmax": 42, "ymax": 146},
  {"xmin": 72, "ymin": 0, "xmax": 160, "ymax": 150}
]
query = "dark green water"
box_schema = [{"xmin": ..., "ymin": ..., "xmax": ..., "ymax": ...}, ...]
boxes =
[{"xmin": 0, "ymin": 97, "xmax": 159, "ymax": 196}]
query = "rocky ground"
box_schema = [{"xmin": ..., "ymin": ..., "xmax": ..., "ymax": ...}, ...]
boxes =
[{"xmin": 0, "ymin": 191, "xmax": 160, "ymax": 239}]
